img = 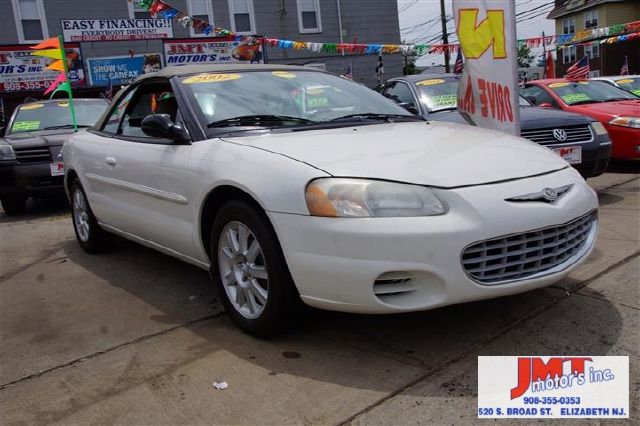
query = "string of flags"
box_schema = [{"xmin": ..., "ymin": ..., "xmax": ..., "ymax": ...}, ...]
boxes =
[
  {"xmin": 132, "ymin": 0, "xmax": 639, "ymax": 57},
  {"xmin": 29, "ymin": 36, "xmax": 78, "ymax": 129}
]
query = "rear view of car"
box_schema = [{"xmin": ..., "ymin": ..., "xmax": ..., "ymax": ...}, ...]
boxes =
[{"xmin": 0, "ymin": 99, "xmax": 108, "ymax": 215}]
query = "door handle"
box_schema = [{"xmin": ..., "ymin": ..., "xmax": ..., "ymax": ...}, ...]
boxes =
[{"xmin": 105, "ymin": 156, "xmax": 117, "ymax": 166}]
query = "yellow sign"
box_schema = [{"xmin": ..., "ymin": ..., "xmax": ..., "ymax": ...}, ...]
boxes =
[
  {"xmin": 616, "ymin": 78, "xmax": 634, "ymax": 84},
  {"xmin": 58, "ymin": 102, "xmax": 69, "ymax": 107},
  {"xmin": 457, "ymin": 9, "xmax": 506, "ymax": 59},
  {"xmin": 548, "ymin": 82, "xmax": 570, "ymax": 88},
  {"xmin": 183, "ymin": 73, "xmax": 242, "ymax": 84},
  {"xmin": 417, "ymin": 79, "xmax": 445, "ymax": 86},
  {"xmin": 20, "ymin": 103, "xmax": 45, "ymax": 111},
  {"xmin": 272, "ymin": 71, "xmax": 297, "ymax": 79}
]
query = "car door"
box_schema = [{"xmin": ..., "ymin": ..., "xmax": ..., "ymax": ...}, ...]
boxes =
[
  {"xmin": 98, "ymin": 78, "xmax": 201, "ymax": 260},
  {"xmin": 381, "ymin": 81, "xmax": 420, "ymax": 115}
]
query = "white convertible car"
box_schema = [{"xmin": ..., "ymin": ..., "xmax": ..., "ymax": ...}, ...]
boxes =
[{"xmin": 64, "ymin": 65, "xmax": 598, "ymax": 336}]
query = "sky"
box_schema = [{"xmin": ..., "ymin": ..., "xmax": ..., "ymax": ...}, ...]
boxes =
[{"xmin": 398, "ymin": 0, "xmax": 557, "ymax": 67}]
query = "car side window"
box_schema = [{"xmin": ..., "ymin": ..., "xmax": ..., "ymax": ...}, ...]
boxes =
[
  {"xmin": 120, "ymin": 82, "xmax": 178, "ymax": 138},
  {"xmin": 521, "ymin": 85, "xmax": 559, "ymax": 108},
  {"xmin": 382, "ymin": 82, "xmax": 417, "ymax": 109},
  {"xmin": 101, "ymin": 87, "xmax": 139, "ymax": 134}
]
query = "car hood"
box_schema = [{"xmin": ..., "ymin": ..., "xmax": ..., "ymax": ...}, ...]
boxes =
[
  {"xmin": 1, "ymin": 129, "xmax": 72, "ymax": 149},
  {"xmin": 429, "ymin": 106, "xmax": 591, "ymax": 127},
  {"xmin": 222, "ymin": 121, "xmax": 568, "ymax": 188},
  {"xmin": 567, "ymin": 99, "xmax": 640, "ymax": 118}
]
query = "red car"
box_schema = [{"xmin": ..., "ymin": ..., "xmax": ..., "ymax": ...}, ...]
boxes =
[{"xmin": 521, "ymin": 79, "xmax": 640, "ymax": 160}]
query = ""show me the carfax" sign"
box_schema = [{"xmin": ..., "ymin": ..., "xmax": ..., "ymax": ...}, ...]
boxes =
[{"xmin": 61, "ymin": 19, "xmax": 174, "ymax": 42}]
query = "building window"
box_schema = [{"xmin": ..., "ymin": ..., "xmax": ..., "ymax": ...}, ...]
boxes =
[
  {"xmin": 562, "ymin": 17, "xmax": 575, "ymax": 35},
  {"xmin": 588, "ymin": 70, "xmax": 600, "ymax": 78},
  {"xmin": 563, "ymin": 45, "xmax": 577, "ymax": 64},
  {"xmin": 11, "ymin": 0, "xmax": 48, "ymax": 43},
  {"xmin": 297, "ymin": 0, "xmax": 322, "ymax": 33},
  {"xmin": 585, "ymin": 43, "xmax": 599, "ymax": 59},
  {"xmin": 584, "ymin": 9, "xmax": 598, "ymax": 29},
  {"xmin": 187, "ymin": 0, "xmax": 214, "ymax": 36},
  {"xmin": 228, "ymin": 0, "xmax": 255, "ymax": 34},
  {"xmin": 128, "ymin": 1, "xmax": 151, "ymax": 19}
]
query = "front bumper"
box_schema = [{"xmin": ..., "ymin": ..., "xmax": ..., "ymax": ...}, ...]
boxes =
[
  {"xmin": 604, "ymin": 124, "xmax": 640, "ymax": 160},
  {"xmin": 0, "ymin": 162, "xmax": 65, "ymax": 198},
  {"xmin": 268, "ymin": 167, "xmax": 598, "ymax": 314}
]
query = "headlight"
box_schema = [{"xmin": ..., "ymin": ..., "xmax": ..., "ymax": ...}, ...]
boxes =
[
  {"xmin": 590, "ymin": 121, "xmax": 608, "ymax": 135},
  {"xmin": 609, "ymin": 116, "xmax": 640, "ymax": 129},
  {"xmin": 305, "ymin": 178, "xmax": 448, "ymax": 217},
  {"xmin": 0, "ymin": 144, "xmax": 16, "ymax": 161}
]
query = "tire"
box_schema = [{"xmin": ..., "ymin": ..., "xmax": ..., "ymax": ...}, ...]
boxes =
[
  {"xmin": 210, "ymin": 200, "xmax": 300, "ymax": 337},
  {"xmin": 1, "ymin": 197, "xmax": 27, "ymax": 216},
  {"xmin": 70, "ymin": 180, "xmax": 111, "ymax": 254}
]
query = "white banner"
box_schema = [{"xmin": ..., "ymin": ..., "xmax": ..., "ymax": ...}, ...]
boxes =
[
  {"xmin": 163, "ymin": 38, "xmax": 264, "ymax": 66},
  {"xmin": 62, "ymin": 19, "xmax": 173, "ymax": 42},
  {"xmin": 478, "ymin": 356, "xmax": 629, "ymax": 419},
  {"xmin": 454, "ymin": 0, "xmax": 520, "ymax": 135}
]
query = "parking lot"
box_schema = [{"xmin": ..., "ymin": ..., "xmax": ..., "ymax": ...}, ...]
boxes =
[{"xmin": 0, "ymin": 168, "xmax": 638, "ymax": 425}]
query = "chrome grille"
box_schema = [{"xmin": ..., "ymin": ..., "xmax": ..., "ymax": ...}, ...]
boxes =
[
  {"xmin": 520, "ymin": 125, "xmax": 593, "ymax": 145},
  {"xmin": 462, "ymin": 212, "xmax": 597, "ymax": 284},
  {"xmin": 14, "ymin": 147, "xmax": 51, "ymax": 164}
]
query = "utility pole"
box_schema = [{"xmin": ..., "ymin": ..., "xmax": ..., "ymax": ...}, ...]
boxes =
[
  {"xmin": 440, "ymin": 0, "xmax": 450, "ymax": 73},
  {"xmin": 542, "ymin": 31, "xmax": 546, "ymax": 78}
]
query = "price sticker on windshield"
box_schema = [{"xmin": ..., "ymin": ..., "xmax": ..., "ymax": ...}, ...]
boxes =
[
  {"xmin": 272, "ymin": 71, "xmax": 297, "ymax": 79},
  {"xmin": 183, "ymin": 73, "xmax": 242, "ymax": 84},
  {"xmin": 417, "ymin": 79, "xmax": 445, "ymax": 86},
  {"xmin": 561, "ymin": 93, "xmax": 591, "ymax": 104},
  {"xmin": 12, "ymin": 121, "xmax": 40, "ymax": 131},
  {"xmin": 20, "ymin": 103, "xmax": 44, "ymax": 111}
]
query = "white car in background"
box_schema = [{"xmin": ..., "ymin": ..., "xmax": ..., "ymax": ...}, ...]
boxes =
[
  {"xmin": 63, "ymin": 65, "xmax": 599, "ymax": 337},
  {"xmin": 591, "ymin": 75, "xmax": 640, "ymax": 96}
]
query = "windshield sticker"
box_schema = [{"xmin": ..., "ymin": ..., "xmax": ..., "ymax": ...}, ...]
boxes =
[
  {"xmin": 417, "ymin": 79, "xmax": 445, "ymax": 86},
  {"xmin": 20, "ymin": 103, "xmax": 45, "ymax": 111},
  {"xmin": 632, "ymin": 89, "xmax": 640, "ymax": 96},
  {"xmin": 183, "ymin": 73, "xmax": 242, "ymax": 84},
  {"xmin": 548, "ymin": 82, "xmax": 569, "ymax": 88},
  {"xmin": 616, "ymin": 78, "xmax": 634, "ymax": 84},
  {"xmin": 57, "ymin": 102, "xmax": 69, "ymax": 107},
  {"xmin": 431, "ymin": 94, "xmax": 457, "ymax": 107},
  {"xmin": 307, "ymin": 96, "xmax": 329, "ymax": 108},
  {"xmin": 12, "ymin": 121, "xmax": 40, "ymax": 131},
  {"xmin": 561, "ymin": 93, "xmax": 591, "ymax": 104},
  {"xmin": 272, "ymin": 71, "xmax": 297, "ymax": 79}
]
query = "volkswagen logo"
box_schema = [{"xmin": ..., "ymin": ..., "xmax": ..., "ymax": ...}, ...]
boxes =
[
  {"xmin": 553, "ymin": 128, "xmax": 568, "ymax": 142},
  {"xmin": 542, "ymin": 187, "xmax": 558, "ymax": 201}
]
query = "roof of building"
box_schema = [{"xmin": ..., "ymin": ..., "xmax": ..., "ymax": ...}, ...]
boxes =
[
  {"xmin": 547, "ymin": 0, "xmax": 625, "ymax": 20},
  {"xmin": 138, "ymin": 64, "xmax": 320, "ymax": 81}
]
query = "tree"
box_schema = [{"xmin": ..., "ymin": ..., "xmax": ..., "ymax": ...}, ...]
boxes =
[{"xmin": 517, "ymin": 44, "xmax": 535, "ymax": 68}]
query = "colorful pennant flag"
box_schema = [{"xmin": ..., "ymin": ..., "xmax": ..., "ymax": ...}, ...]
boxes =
[{"xmin": 30, "ymin": 36, "xmax": 78, "ymax": 129}]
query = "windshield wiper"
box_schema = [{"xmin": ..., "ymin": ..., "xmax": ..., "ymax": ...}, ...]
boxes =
[
  {"xmin": 207, "ymin": 115, "xmax": 316, "ymax": 128},
  {"xmin": 329, "ymin": 113, "xmax": 424, "ymax": 122},
  {"xmin": 42, "ymin": 124, "xmax": 90, "ymax": 130},
  {"xmin": 568, "ymin": 100, "xmax": 601, "ymax": 105}
]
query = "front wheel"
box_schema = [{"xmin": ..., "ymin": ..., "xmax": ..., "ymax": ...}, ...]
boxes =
[
  {"xmin": 70, "ymin": 180, "xmax": 111, "ymax": 253},
  {"xmin": 210, "ymin": 200, "xmax": 300, "ymax": 337}
]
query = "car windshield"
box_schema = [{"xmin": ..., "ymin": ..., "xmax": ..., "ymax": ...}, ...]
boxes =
[
  {"xmin": 546, "ymin": 80, "xmax": 639, "ymax": 105},
  {"xmin": 179, "ymin": 70, "xmax": 415, "ymax": 132},
  {"xmin": 613, "ymin": 77, "xmax": 640, "ymax": 96},
  {"xmin": 414, "ymin": 78, "xmax": 459, "ymax": 112},
  {"xmin": 9, "ymin": 100, "xmax": 108, "ymax": 134}
]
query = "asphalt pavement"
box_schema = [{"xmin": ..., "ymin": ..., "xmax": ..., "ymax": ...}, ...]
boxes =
[{"xmin": 0, "ymin": 169, "xmax": 638, "ymax": 425}]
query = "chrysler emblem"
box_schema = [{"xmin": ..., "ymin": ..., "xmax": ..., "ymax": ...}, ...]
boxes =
[
  {"xmin": 506, "ymin": 184, "xmax": 573, "ymax": 204},
  {"xmin": 553, "ymin": 128, "xmax": 568, "ymax": 142}
]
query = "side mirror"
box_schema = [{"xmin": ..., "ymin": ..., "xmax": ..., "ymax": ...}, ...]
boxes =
[
  {"xmin": 538, "ymin": 102, "xmax": 553, "ymax": 108},
  {"xmin": 141, "ymin": 114, "xmax": 189, "ymax": 142},
  {"xmin": 398, "ymin": 102, "xmax": 419, "ymax": 115}
]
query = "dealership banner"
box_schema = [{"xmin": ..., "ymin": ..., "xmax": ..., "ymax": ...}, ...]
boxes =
[
  {"xmin": 163, "ymin": 37, "xmax": 264, "ymax": 66},
  {"xmin": 478, "ymin": 356, "xmax": 629, "ymax": 419},
  {"xmin": 87, "ymin": 54, "xmax": 162, "ymax": 86},
  {"xmin": 454, "ymin": 0, "xmax": 520, "ymax": 136},
  {"xmin": 0, "ymin": 44, "xmax": 85, "ymax": 93},
  {"xmin": 62, "ymin": 19, "xmax": 173, "ymax": 42}
]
